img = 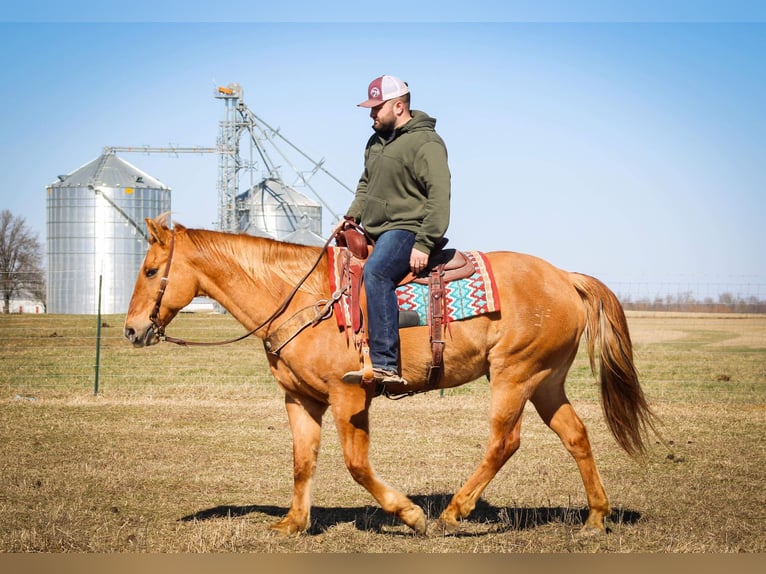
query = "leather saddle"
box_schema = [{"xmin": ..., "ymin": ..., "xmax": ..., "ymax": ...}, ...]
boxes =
[
  {"xmin": 334, "ymin": 222, "xmax": 475, "ymax": 389},
  {"xmin": 408, "ymin": 246, "xmax": 475, "ymax": 285}
]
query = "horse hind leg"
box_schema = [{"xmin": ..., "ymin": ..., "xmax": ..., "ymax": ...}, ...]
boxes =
[
  {"xmin": 531, "ymin": 380, "xmax": 611, "ymax": 534},
  {"xmin": 438, "ymin": 381, "xmax": 527, "ymax": 530}
]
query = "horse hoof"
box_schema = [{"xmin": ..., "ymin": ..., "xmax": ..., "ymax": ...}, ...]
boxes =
[
  {"xmin": 270, "ymin": 518, "xmax": 305, "ymax": 536},
  {"xmin": 437, "ymin": 513, "xmax": 461, "ymax": 534},
  {"xmin": 401, "ymin": 506, "xmax": 427, "ymax": 535}
]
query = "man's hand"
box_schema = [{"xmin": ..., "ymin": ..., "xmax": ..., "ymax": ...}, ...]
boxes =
[
  {"xmin": 410, "ymin": 248, "xmax": 429, "ymax": 274},
  {"xmin": 332, "ymin": 215, "xmax": 355, "ymax": 235}
]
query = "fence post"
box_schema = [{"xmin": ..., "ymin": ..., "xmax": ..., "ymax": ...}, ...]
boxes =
[{"xmin": 94, "ymin": 274, "xmax": 102, "ymax": 396}]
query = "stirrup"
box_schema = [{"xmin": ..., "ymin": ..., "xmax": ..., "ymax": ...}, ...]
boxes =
[{"xmin": 342, "ymin": 368, "xmax": 408, "ymax": 386}]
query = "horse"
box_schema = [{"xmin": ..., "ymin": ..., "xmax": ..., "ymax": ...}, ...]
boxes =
[{"xmin": 124, "ymin": 214, "xmax": 657, "ymax": 536}]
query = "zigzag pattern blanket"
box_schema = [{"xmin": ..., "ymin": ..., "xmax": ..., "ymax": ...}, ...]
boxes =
[
  {"xmin": 327, "ymin": 248, "xmax": 500, "ymax": 329},
  {"xmin": 396, "ymin": 250, "xmax": 501, "ymax": 325}
]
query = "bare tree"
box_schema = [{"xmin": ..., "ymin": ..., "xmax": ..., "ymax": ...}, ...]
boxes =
[{"xmin": 0, "ymin": 210, "xmax": 45, "ymax": 313}]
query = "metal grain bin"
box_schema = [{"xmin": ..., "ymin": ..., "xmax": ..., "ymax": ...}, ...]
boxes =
[
  {"xmin": 235, "ymin": 178, "xmax": 322, "ymax": 243},
  {"xmin": 46, "ymin": 153, "xmax": 171, "ymax": 314}
]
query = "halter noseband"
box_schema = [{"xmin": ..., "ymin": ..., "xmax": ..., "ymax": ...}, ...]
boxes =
[{"xmin": 149, "ymin": 229, "xmax": 176, "ymax": 340}]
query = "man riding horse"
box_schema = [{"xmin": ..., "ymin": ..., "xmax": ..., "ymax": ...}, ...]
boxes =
[{"xmin": 341, "ymin": 75, "xmax": 451, "ymax": 387}]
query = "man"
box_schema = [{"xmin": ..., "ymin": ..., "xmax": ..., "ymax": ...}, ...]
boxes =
[{"xmin": 342, "ymin": 75, "xmax": 451, "ymax": 386}]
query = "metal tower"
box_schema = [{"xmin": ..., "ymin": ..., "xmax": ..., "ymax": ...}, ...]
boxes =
[
  {"xmin": 214, "ymin": 83, "xmax": 352, "ymax": 235},
  {"xmin": 106, "ymin": 83, "xmax": 353, "ymax": 237}
]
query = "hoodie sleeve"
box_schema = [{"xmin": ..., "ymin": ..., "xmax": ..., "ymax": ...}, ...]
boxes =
[{"xmin": 413, "ymin": 139, "xmax": 451, "ymax": 254}]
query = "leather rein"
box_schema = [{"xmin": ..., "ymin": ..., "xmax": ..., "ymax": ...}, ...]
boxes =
[{"xmin": 148, "ymin": 228, "xmax": 339, "ymax": 348}]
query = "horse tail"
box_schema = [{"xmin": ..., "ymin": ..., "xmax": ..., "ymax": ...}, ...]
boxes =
[{"xmin": 571, "ymin": 273, "xmax": 658, "ymax": 458}]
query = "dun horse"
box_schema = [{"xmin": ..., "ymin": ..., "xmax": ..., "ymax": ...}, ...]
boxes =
[{"xmin": 124, "ymin": 214, "xmax": 656, "ymax": 536}]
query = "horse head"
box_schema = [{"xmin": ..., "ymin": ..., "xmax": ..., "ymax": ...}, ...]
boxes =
[{"xmin": 124, "ymin": 215, "xmax": 198, "ymax": 347}]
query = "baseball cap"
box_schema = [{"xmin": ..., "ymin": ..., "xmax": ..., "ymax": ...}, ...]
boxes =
[{"xmin": 357, "ymin": 75, "xmax": 409, "ymax": 108}]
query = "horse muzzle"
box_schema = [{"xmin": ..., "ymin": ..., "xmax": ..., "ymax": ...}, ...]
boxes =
[{"xmin": 124, "ymin": 324, "xmax": 160, "ymax": 348}]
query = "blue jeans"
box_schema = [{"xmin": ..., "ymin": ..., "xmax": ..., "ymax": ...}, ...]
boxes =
[{"xmin": 363, "ymin": 229, "xmax": 415, "ymax": 372}]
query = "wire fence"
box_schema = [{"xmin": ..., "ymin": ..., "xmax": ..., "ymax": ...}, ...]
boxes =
[
  {"xmin": 609, "ymin": 280, "xmax": 766, "ymax": 311},
  {"xmin": 6, "ymin": 279, "xmax": 766, "ymax": 315},
  {"xmin": 1, "ymin": 313, "xmax": 280, "ymax": 400},
  {"xmin": 2, "ymin": 308, "xmax": 765, "ymax": 407}
]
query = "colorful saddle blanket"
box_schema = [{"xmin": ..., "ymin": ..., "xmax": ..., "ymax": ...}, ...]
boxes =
[{"xmin": 327, "ymin": 248, "xmax": 500, "ymax": 330}]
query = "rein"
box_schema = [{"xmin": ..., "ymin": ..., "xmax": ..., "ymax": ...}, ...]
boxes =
[{"xmin": 149, "ymin": 227, "xmax": 340, "ymax": 348}]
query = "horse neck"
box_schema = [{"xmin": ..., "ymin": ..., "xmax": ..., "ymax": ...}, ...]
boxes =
[{"xmin": 185, "ymin": 230, "xmax": 324, "ymax": 331}]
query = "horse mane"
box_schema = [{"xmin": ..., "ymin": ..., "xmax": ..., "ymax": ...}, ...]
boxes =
[{"xmin": 179, "ymin": 224, "xmax": 328, "ymax": 299}]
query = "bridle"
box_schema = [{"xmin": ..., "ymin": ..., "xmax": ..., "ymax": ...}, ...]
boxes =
[
  {"xmin": 147, "ymin": 227, "xmax": 342, "ymax": 348},
  {"xmin": 148, "ymin": 229, "xmax": 176, "ymax": 340}
]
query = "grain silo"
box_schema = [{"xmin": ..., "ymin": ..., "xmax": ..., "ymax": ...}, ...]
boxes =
[
  {"xmin": 235, "ymin": 178, "xmax": 324, "ymax": 245},
  {"xmin": 46, "ymin": 152, "xmax": 171, "ymax": 314}
]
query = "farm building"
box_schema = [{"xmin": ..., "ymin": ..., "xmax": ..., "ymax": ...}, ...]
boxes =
[{"xmin": 6, "ymin": 291, "xmax": 45, "ymax": 314}]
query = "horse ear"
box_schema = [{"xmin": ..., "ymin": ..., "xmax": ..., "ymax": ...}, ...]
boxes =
[{"xmin": 145, "ymin": 217, "xmax": 171, "ymax": 246}]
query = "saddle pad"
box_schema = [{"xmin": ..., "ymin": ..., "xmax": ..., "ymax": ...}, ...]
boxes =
[
  {"xmin": 396, "ymin": 251, "xmax": 500, "ymax": 326},
  {"xmin": 327, "ymin": 248, "xmax": 500, "ymax": 330}
]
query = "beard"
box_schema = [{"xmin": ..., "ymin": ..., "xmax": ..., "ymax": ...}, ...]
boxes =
[{"xmin": 373, "ymin": 115, "xmax": 396, "ymax": 137}]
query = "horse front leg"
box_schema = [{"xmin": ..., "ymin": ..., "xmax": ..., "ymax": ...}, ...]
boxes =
[
  {"xmin": 270, "ymin": 392, "xmax": 327, "ymax": 535},
  {"xmin": 330, "ymin": 385, "xmax": 427, "ymax": 535}
]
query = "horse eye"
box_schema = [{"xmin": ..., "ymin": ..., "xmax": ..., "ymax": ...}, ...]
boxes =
[{"xmin": 145, "ymin": 268, "xmax": 159, "ymax": 279}]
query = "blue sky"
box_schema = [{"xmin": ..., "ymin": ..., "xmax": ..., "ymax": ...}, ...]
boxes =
[{"xmin": 1, "ymin": 2, "xmax": 764, "ymax": 300}]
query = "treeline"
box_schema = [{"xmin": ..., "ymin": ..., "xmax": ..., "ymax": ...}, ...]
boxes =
[{"xmin": 619, "ymin": 292, "xmax": 766, "ymax": 314}]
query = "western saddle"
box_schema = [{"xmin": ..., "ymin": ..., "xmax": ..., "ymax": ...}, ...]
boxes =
[{"xmin": 334, "ymin": 221, "xmax": 475, "ymax": 391}]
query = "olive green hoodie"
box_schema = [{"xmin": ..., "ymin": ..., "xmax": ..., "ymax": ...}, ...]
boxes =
[{"xmin": 346, "ymin": 110, "xmax": 451, "ymax": 255}]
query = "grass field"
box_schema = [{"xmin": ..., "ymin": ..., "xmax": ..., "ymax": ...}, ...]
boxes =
[{"xmin": 1, "ymin": 311, "xmax": 764, "ymax": 553}]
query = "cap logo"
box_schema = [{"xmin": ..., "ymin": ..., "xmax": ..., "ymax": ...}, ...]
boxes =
[{"xmin": 358, "ymin": 75, "xmax": 407, "ymax": 108}]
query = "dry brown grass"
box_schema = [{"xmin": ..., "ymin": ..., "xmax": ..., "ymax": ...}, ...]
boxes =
[{"xmin": 1, "ymin": 312, "xmax": 764, "ymax": 553}]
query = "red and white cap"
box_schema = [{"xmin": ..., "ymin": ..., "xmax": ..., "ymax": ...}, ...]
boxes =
[{"xmin": 357, "ymin": 75, "xmax": 409, "ymax": 108}]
